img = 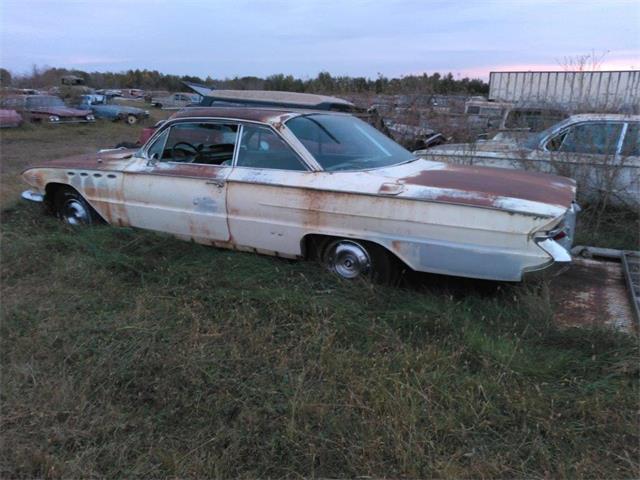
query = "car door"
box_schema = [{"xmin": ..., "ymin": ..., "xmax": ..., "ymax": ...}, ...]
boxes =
[
  {"xmin": 226, "ymin": 123, "xmax": 314, "ymax": 256},
  {"xmin": 122, "ymin": 120, "xmax": 239, "ymax": 243}
]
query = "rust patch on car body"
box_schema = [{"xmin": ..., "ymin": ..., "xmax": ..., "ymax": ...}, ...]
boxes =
[
  {"xmin": 146, "ymin": 163, "xmax": 228, "ymax": 180},
  {"xmin": 25, "ymin": 149, "xmax": 138, "ymax": 172},
  {"xmin": 401, "ymin": 163, "xmax": 576, "ymax": 210}
]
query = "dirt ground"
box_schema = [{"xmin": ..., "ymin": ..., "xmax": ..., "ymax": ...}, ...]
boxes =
[{"xmin": 550, "ymin": 257, "xmax": 637, "ymax": 333}]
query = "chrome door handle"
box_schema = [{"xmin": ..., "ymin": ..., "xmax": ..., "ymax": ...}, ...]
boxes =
[{"xmin": 206, "ymin": 179, "xmax": 225, "ymax": 188}]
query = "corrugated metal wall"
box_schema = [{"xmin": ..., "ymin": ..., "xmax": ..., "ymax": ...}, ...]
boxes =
[{"xmin": 489, "ymin": 71, "xmax": 640, "ymax": 110}]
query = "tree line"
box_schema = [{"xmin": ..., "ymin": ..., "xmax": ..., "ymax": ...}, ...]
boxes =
[{"xmin": 1, "ymin": 66, "xmax": 488, "ymax": 95}]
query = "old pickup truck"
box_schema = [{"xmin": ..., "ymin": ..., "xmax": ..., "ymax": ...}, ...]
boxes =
[{"xmin": 21, "ymin": 106, "xmax": 579, "ymax": 283}]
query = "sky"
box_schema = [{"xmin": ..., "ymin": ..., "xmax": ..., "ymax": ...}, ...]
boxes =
[{"xmin": 1, "ymin": 0, "xmax": 639, "ymax": 80}]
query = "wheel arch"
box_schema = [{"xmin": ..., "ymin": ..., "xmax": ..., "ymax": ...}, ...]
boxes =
[
  {"xmin": 300, "ymin": 232, "xmax": 409, "ymax": 270},
  {"xmin": 44, "ymin": 182, "xmax": 106, "ymax": 223}
]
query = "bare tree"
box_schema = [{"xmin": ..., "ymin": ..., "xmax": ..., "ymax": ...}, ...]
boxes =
[{"xmin": 556, "ymin": 49, "xmax": 610, "ymax": 72}]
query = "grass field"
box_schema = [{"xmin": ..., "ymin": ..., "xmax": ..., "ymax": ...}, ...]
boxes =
[{"xmin": 1, "ymin": 115, "xmax": 638, "ymax": 478}]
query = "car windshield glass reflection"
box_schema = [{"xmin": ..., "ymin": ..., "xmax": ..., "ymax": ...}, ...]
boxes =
[{"xmin": 287, "ymin": 114, "xmax": 415, "ymax": 171}]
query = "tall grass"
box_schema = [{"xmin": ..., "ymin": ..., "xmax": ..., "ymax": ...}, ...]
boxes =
[{"xmin": 1, "ymin": 203, "xmax": 637, "ymax": 478}]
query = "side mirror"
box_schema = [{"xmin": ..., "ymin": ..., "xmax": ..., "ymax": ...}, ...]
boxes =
[{"xmin": 147, "ymin": 152, "xmax": 159, "ymax": 166}]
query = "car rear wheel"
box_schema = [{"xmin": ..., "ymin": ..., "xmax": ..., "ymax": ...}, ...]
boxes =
[
  {"xmin": 126, "ymin": 114, "xmax": 138, "ymax": 125},
  {"xmin": 322, "ymin": 238, "xmax": 398, "ymax": 284},
  {"xmin": 54, "ymin": 188, "xmax": 99, "ymax": 226}
]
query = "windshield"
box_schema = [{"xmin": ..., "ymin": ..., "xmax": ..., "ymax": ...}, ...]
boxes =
[
  {"xmin": 286, "ymin": 114, "xmax": 415, "ymax": 171},
  {"xmin": 26, "ymin": 96, "xmax": 66, "ymax": 108}
]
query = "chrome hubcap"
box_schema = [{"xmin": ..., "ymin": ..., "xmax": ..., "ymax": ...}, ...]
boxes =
[
  {"xmin": 327, "ymin": 241, "xmax": 371, "ymax": 279},
  {"xmin": 62, "ymin": 199, "xmax": 90, "ymax": 226}
]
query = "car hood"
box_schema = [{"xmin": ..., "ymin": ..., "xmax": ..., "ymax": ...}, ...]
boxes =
[
  {"xmin": 30, "ymin": 106, "xmax": 90, "ymax": 117},
  {"xmin": 374, "ymin": 159, "xmax": 575, "ymax": 217}
]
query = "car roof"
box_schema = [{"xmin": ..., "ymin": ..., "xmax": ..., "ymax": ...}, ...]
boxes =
[
  {"xmin": 203, "ymin": 89, "xmax": 354, "ymax": 108},
  {"xmin": 169, "ymin": 106, "xmax": 342, "ymax": 125},
  {"xmin": 568, "ymin": 113, "xmax": 640, "ymax": 121}
]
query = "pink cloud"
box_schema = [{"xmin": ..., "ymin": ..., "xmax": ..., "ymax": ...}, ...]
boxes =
[{"xmin": 458, "ymin": 58, "xmax": 640, "ymax": 80}]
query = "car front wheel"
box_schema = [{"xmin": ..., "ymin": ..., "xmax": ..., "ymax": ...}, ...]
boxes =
[
  {"xmin": 54, "ymin": 188, "xmax": 99, "ymax": 226},
  {"xmin": 126, "ymin": 114, "xmax": 138, "ymax": 125},
  {"xmin": 322, "ymin": 239, "xmax": 398, "ymax": 284}
]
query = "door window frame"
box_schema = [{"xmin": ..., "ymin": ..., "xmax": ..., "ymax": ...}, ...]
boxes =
[{"xmin": 142, "ymin": 119, "xmax": 242, "ymax": 167}]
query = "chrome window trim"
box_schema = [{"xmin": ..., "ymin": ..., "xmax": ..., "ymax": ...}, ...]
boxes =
[
  {"xmin": 617, "ymin": 122, "xmax": 629, "ymax": 155},
  {"xmin": 144, "ymin": 128, "xmax": 169, "ymax": 163}
]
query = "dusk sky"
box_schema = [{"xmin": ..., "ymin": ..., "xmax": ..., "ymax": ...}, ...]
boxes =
[{"xmin": 1, "ymin": 0, "xmax": 639, "ymax": 80}]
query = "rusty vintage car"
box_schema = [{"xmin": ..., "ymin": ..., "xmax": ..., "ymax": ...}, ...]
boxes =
[
  {"xmin": 1, "ymin": 95, "xmax": 95, "ymax": 124},
  {"xmin": 21, "ymin": 107, "xmax": 579, "ymax": 282}
]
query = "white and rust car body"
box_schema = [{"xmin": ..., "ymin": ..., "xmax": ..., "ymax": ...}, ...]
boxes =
[{"xmin": 21, "ymin": 107, "xmax": 579, "ymax": 282}]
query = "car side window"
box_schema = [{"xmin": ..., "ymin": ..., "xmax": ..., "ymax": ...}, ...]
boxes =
[
  {"xmin": 549, "ymin": 122, "xmax": 623, "ymax": 155},
  {"xmin": 621, "ymin": 123, "xmax": 639, "ymax": 157},
  {"xmin": 152, "ymin": 122, "xmax": 239, "ymax": 165},
  {"xmin": 236, "ymin": 125, "xmax": 308, "ymax": 171}
]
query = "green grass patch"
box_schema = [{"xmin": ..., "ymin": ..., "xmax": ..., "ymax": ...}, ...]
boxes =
[{"xmin": 1, "ymin": 202, "xmax": 638, "ymax": 478}]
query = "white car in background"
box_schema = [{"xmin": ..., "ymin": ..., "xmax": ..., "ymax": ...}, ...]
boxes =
[{"xmin": 417, "ymin": 114, "xmax": 640, "ymax": 208}]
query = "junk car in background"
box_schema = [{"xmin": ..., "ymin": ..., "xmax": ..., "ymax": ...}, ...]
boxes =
[
  {"xmin": 0, "ymin": 109, "xmax": 23, "ymax": 128},
  {"xmin": 151, "ymin": 92, "xmax": 201, "ymax": 109},
  {"xmin": 21, "ymin": 106, "xmax": 578, "ymax": 283},
  {"xmin": 491, "ymin": 107, "xmax": 569, "ymax": 143},
  {"xmin": 417, "ymin": 114, "xmax": 640, "ymax": 208},
  {"xmin": 79, "ymin": 95, "xmax": 149, "ymax": 125},
  {"xmin": 0, "ymin": 95, "xmax": 95, "ymax": 124}
]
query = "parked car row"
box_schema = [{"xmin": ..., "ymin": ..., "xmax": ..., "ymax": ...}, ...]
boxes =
[
  {"xmin": 0, "ymin": 93, "xmax": 151, "ymax": 127},
  {"xmin": 0, "ymin": 95, "xmax": 94, "ymax": 124}
]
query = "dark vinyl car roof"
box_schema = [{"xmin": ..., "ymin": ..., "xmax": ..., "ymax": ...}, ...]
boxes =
[{"xmin": 169, "ymin": 106, "xmax": 328, "ymax": 123}]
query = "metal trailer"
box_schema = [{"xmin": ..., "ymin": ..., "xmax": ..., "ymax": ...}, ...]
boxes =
[{"xmin": 489, "ymin": 71, "xmax": 640, "ymax": 111}]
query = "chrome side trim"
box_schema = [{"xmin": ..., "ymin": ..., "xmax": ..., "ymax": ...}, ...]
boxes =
[{"xmin": 21, "ymin": 190, "xmax": 44, "ymax": 202}]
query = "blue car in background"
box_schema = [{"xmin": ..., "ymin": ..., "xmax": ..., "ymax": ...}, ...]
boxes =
[{"xmin": 79, "ymin": 95, "xmax": 150, "ymax": 125}]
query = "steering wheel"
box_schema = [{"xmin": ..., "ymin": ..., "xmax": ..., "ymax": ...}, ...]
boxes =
[{"xmin": 171, "ymin": 141, "xmax": 199, "ymax": 163}]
